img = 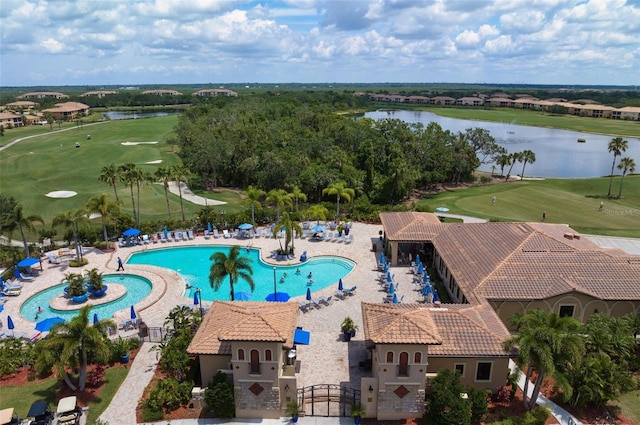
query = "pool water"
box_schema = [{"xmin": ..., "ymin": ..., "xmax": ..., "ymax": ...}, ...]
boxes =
[
  {"xmin": 20, "ymin": 274, "xmax": 152, "ymax": 322},
  {"xmin": 127, "ymin": 246, "xmax": 355, "ymax": 301}
]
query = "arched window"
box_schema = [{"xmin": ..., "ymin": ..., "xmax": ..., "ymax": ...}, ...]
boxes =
[
  {"xmin": 414, "ymin": 352, "xmax": 422, "ymax": 364},
  {"xmin": 265, "ymin": 349, "xmax": 272, "ymax": 361},
  {"xmin": 250, "ymin": 349, "xmax": 260, "ymax": 374},
  {"xmin": 399, "ymin": 352, "xmax": 409, "ymax": 376},
  {"xmin": 237, "ymin": 348, "xmax": 245, "ymax": 361},
  {"xmin": 386, "ymin": 351, "xmax": 394, "ymax": 363}
]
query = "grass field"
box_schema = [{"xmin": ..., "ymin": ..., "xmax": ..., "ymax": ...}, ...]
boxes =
[
  {"xmin": 394, "ymin": 106, "xmax": 640, "ymax": 138},
  {"xmin": 0, "ymin": 116, "xmax": 204, "ymax": 225},
  {"xmin": 0, "ymin": 366, "xmax": 129, "ymax": 423},
  {"xmin": 418, "ymin": 176, "xmax": 640, "ymax": 237}
]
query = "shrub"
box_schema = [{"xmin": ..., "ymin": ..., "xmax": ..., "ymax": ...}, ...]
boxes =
[
  {"xmin": 496, "ymin": 385, "xmax": 511, "ymax": 403},
  {"xmin": 205, "ymin": 371, "xmax": 235, "ymax": 418},
  {"xmin": 490, "ymin": 406, "xmax": 551, "ymax": 425},
  {"xmin": 140, "ymin": 403, "xmax": 163, "ymax": 422},
  {"xmin": 468, "ymin": 387, "xmax": 490, "ymax": 424},
  {"xmin": 87, "ymin": 364, "xmax": 105, "ymax": 387},
  {"xmin": 69, "ymin": 258, "xmax": 89, "ymax": 267}
]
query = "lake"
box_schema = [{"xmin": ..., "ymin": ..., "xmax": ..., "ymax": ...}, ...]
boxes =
[
  {"xmin": 364, "ymin": 110, "xmax": 640, "ymax": 178},
  {"xmin": 102, "ymin": 110, "xmax": 180, "ymax": 120}
]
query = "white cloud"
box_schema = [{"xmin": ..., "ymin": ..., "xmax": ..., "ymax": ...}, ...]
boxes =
[{"xmin": 41, "ymin": 38, "xmax": 65, "ymax": 53}]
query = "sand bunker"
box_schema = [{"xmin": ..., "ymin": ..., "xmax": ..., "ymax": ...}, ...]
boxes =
[
  {"xmin": 121, "ymin": 141, "xmax": 159, "ymax": 146},
  {"xmin": 145, "ymin": 160, "xmax": 163, "ymax": 164},
  {"xmin": 46, "ymin": 191, "xmax": 77, "ymax": 198}
]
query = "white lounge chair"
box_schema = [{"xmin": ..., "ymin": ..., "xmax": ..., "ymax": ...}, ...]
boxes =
[
  {"xmin": 265, "ymin": 228, "xmax": 272, "ymax": 238},
  {"xmin": 301, "ymin": 230, "xmax": 307, "ymax": 239},
  {"xmin": 18, "ymin": 272, "xmax": 35, "ymax": 281},
  {"xmin": 223, "ymin": 230, "xmax": 232, "ymax": 239},
  {"xmin": 234, "ymin": 229, "xmax": 240, "ymax": 238},
  {"xmin": 325, "ymin": 232, "xmax": 333, "ymax": 241},
  {"xmin": 47, "ymin": 253, "xmax": 61, "ymax": 264},
  {"xmin": 117, "ymin": 237, "xmax": 125, "ymax": 247},
  {"xmin": 4, "ymin": 279, "xmax": 23, "ymax": 290},
  {"xmin": 160, "ymin": 233, "xmax": 167, "ymax": 243},
  {"xmin": 213, "ymin": 229, "xmax": 220, "ymax": 238},
  {"xmin": 204, "ymin": 230, "xmax": 210, "ymax": 239},
  {"xmin": 142, "ymin": 234, "xmax": 150, "ymax": 244},
  {"xmin": 188, "ymin": 229, "xmax": 195, "ymax": 240},
  {"xmin": 345, "ymin": 234, "xmax": 353, "ymax": 244},
  {"xmin": 166, "ymin": 232, "xmax": 174, "ymax": 242},
  {"xmin": 320, "ymin": 295, "xmax": 332, "ymax": 305},
  {"xmin": 255, "ymin": 228, "xmax": 262, "ymax": 238},
  {"xmin": 152, "ymin": 233, "xmax": 159, "ymax": 243},
  {"xmin": 311, "ymin": 298, "xmax": 322, "ymax": 309},
  {"xmin": 299, "ymin": 301, "xmax": 311, "ymax": 313}
]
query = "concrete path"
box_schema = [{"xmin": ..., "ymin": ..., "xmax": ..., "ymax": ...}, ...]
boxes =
[
  {"xmin": 436, "ymin": 212, "xmax": 488, "ymax": 223},
  {"xmin": 583, "ymin": 234, "xmax": 640, "ymax": 255},
  {"xmin": 166, "ymin": 181, "xmax": 227, "ymax": 206}
]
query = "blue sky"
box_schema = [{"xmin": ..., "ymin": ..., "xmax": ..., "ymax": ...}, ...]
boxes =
[{"xmin": 1, "ymin": 0, "xmax": 639, "ymax": 87}]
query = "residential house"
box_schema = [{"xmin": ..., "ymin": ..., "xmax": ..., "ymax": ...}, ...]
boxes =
[
  {"xmin": 41, "ymin": 102, "xmax": 90, "ymax": 120},
  {"xmin": 17, "ymin": 91, "xmax": 68, "ymax": 99},
  {"xmin": 612, "ymin": 106, "xmax": 640, "ymax": 121},
  {"xmin": 80, "ymin": 90, "xmax": 118, "ymax": 98},
  {"xmin": 193, "ymin": 89, "xmax": 238, "ymax": 97},
  {"xmin": 187, "ymin": 301, "xmax": 300, "ymax": 419},
  {"xmin": 429, "ymin": 96, "xmax": 456, "ymax": 105},
  {"xmin": 455, "ymin": 97, "xmax": 484, "ymax": 106},
  {"xmin": 141, "ymin": 89, "xmax": 183, "ymax": 96},
  {"xmin": 3, "ymin": 101, "xmax": 39, "ymax": 113},
  {"xmin": 0, "ymin": 112, "xmax": 24, "ymax": 128}
]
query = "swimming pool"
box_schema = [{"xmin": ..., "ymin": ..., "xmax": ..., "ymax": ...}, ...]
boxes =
[
  {"xmin": 127, "ymin": 246, "xmax": 355, "ymax": 301},
  {"xmin": 20, "ymin": 274, "xmax": 152, "ymax": 322}
]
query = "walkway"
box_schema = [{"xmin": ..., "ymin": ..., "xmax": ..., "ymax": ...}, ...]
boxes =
[{"xmin": 166, "ymin": 181, "xmax": 226, "ymax": 206}]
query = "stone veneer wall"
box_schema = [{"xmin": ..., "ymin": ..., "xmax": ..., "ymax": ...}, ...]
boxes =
[
  {"xmin": 234, "ymin": 383, "xmax": 281, "ymax": 419},
  {"xmin": 376, "ymin": 383, "xmax": 425, "ymax": 420}
]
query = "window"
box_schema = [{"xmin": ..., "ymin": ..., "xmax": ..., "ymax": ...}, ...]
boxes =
[
  {"xmin": 414, "ymin": 352, "xmax": 422, "ymax": 364},
  {"xmin": 386, "ymin": 351, "xmax": 394, "ymax": 363},
  {"xmin": 454, "ymin": 363, "xmax": 465, "ymax": 377},
  {"xmin": 265, "ymin": 349, "xmax": 272, "ymax": 361},
  {"xmin": 559, "ymin": 305, "xmax": 574, "ymax": 318},
  {"xmin": 250, "ymin": 349, "xmax": 260, "ymax": 374},
  {"xmin": 237, "ymin": 348, "xmax": 245, "ymax": 361},
  {"xmin": 398, "ymin": 352, "xmax": 409, "ymax": 376},
  {"xmin": 476, "ymin": 362, "xmax": 492, "ymax": 381}
]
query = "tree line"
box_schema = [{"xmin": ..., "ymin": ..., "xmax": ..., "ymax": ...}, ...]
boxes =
[{"xmin": 174, "ymin": 92, "xmax": 506, "ymax": 205}]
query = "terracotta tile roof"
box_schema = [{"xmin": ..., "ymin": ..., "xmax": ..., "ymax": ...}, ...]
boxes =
[
  {"xmin": 361, "ymin": 302, "xmax": 442, "ymax": 345},
  {"xmin": 187, "ymin": 301, "xmax": 299, "ymax": 355},
  {"xmin": 428, "ymin": 303, "xmax": 511, "ymax": 357},
  {"xmin": 380, "ymin": 212, "xmax": 444, "ymax": 241},
  {"xmin": 361, "ymin": 302, "xmax": 510, "ymax": 357}
]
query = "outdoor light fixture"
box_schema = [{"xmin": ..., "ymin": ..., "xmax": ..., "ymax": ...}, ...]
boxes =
[{"xmin": 368, "ymin": 385, "xmax": 374, "ymax": 393}]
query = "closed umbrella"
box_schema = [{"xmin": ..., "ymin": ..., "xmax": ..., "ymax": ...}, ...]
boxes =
[
  {"xmin": 93, "ymin": 313, "xmax": 99, "ymax": 326},
  {"xmin": 163, "ymin": 226, "xmax": 168, "ymax": 238},
  {"xmin": 417, "ymin": 263, "xmax": 424, "ymax": 275},
  {"xmin": 422, "ymin": 284, "xmax": 432, "ymax": 296},
  {"xmin": 306, "ymin": 287, "xmax": 312, "ymax": 301},
  {"xmin": 388, "ymin": 282, "xmax": 395, "ymax": 294},
  {"xmin": 383, "ymin": 262, "xmax": 389, "ymax": 273},
  {"xmin": 193, "ymin": 291, "xmax": 200, "ymax": 306},
  {"xmin": 433, "ymin": 290, "xmax": 440, "ymax": 303},
  {"xmin": 392, "ymin": 293, "xmax": 399, "ymax": 304},
  {"xmin": 386, "ymin": 271, "xmax": 393, "ymax": 283},
  {"xmin": 415, "ymin": 254, "xmax": 421, "ymax": 265},
  {"xmin": 7, "ymin": 315, "xmax": 14, "ymax": 331},
  {"xmin": 379, "ymin": 253, "xmax": 385, "ymax": 265},
  {"xmin": 130, "ymin": 305, "xmax": 137, "ymax": 320},
  {"xmin": 207, "ymin": 222, "xmax": 212, "ymax": 232},
  {"xmin": 338, "ymin": 278, "xmax": 343, "ymax": 291}
]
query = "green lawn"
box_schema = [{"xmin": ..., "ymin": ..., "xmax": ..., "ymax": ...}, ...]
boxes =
[
  {"xmin": 612, "ymin": 389, "xmax": 640, "ymax": 424},
  {"xmin": 0, "ymin": 366, "xmax": 129, "ymax": 422},
  {"xmin": 406, "ymin": 106, "xmax": 640, "ymax": 138},
  {"xmin": 419, "ymin": 176, "xmax": 640, "ymax": 237}
]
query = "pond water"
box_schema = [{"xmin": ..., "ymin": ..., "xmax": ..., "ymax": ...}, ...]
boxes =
[
  {"xmin": 102, "ymin": 110, "xmax": 180, "ymax": 120},
  {"xmin": 364, "ymin": 110, "xmax": 640, "ymax": 178}
]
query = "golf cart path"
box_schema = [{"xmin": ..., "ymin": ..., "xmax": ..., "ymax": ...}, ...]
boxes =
[
  {"xmin": 167, "ymin": 181, "xmax": 226, "ymax": 206},
  {"xmin": 0, "ymin": 121, "xmax": 108, "ymax": 152},
  {"xmin": 436, "ymin": 212, "xmax": 488, "ymax": 223}
]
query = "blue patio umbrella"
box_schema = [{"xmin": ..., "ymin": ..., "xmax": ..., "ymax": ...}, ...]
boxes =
[
  {"xmin": 388, "ymin": 282, "xmax": 395, "ymax": 294},
  {"xmin": 379, "ymin": 253, "xmax": 386, "ymax": 265},
  {"xmin": 422, "ymin": 273, "xmax": 430, "ymax": 285},
  {"xmin": 306, "ymin": 287, "xmax": 312, "ymax": 301},
  {"xmin": 13, "ymin": 267, "xmax": 20, "ymax": 279},
  {"xmin": 265, "ymin": 292, "xmax": 290, "ymax": 302},
  {"xmin": 392, "ymin": 293, "xmax": 399, "ymax": 304},
  {"xmin": 415, "ymin": 254, "xmax": 421, "ymax": 265},
  {"xmin": 238, "ymin": 223, "xmax": 253, "ymax": 230},
  {"xmin": 93, "ymin": 313, "xmax": 99, "ymax": 325},
  {"xmin": 35, "ymin": 317, "xmax": 65, "ymax": 332},
  {"xmin": 193, "ymin": 291, "xmax": 200, "ymax": 306},
  {"xmin": 7, "ymin": 315, "xmax": 14, "ymax": 330},
  {"xmin": 130, "ymin": 305, "xmax": 137, "ymax": 320},
  {"xmin": 235, "ymin": 290, "xmax": 252, "ymax": 301},
  {"xmin": 0, "ymin": 305, "xmax": 3, "ymax": 313},
  {"xmin": 417, "ymin": 263, "xmax": 424, "ymax": 275},
  {"xmin": 383, "ymin": 262, "xmax": 389, "ymax": 273},
  {"xmin": 207, "ymin": 222, "xmax": 212, "ymax": 232},
  {"xmin": 18, "ymin": 257, "xmax": 40, "ymax": 268},
  {"xmin": 433, "ymin": 290, "xmax": 440, "ymax": 303},
  {"xmin": 338, "ymin": 278, "xmax": 343, "ymax": 291},
  {"xmin": 386, "ymin": 271, "xmax": 393, "ymax": 283},
  {"xmin": 163, "ymin": 226, "xmax": 168, "ymax": 238},
  {"xmin": 422, "ymin": 284, "xmax": 432, "ymax": 296},
  {"xmin": 123, "ymin": 228, "xmax": 141, "ymax": 237}
]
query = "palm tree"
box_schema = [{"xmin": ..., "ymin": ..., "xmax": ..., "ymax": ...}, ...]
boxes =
[
  {"xmin": 290, "ymin": 186, "xmax": 307, "ymax": 211},
  {"xmin": 505, "ymin": 152, "xmax": 522, "ymax": 182},
  {"xmin": 265, "ymin": 189, "xmax": 292, "ymax": 223},
  {"xmin": 171, "ymin": 164, "xmax": 190, "ymax": 221},
  {"xmin": 99, "ymin": 164, "xmax": 121, "ymax": 204},
  {"xmin": 209, "ymin": 245, "xmax": 255, "ymax": 301},
  {"xmin": 305, "ymin": 204, "xmax": 329, "ymax": 224},
  {"xmin": 36, "ymin": 305, "xmax": 114, "ymax": 391},
  {"xmin": 242, "ymin": 185, "xmax": 265, "ymax": 225},
  {"xmin": 274, "ymin": 211, "xmax": 302, "ymax": 255},
  {"xmin": 86, "ymin": 193, "xmax": 121, "ymax": 248},
  {"xmin": 2, "ymin": 203, "xmax": 43, "ymax": 257},
  {"xmin": 322, "ymin": 182, "xmax": 355, "ymax": 219},
  {"xmin": 520, "ymin": 150, "xmax": 536, "ymax": 178},
  {"xmin": 616, "ymin": 157, "xmax": 635, "ymax": 199},
  {"xmin": 133, "ymin": 168, "xmax": 151, "ymax": 223},
  {"xmin": 155, "ymin": 166, "xmax": 173, "ymax": 219},
  {"xmin": 606, "ymin": 137, "xmax": 628, "ymax": 197},
  {"xmin": 496, "ymin": 154, "xmax": 511, "ymax": 177},
  {"xmin": 118, "ymin": 163, "xmax": 138, "ymax": 222},
  {"xmin": 53, "ymin": 208, "xmax": 90, "ymax": 260},
  {"xmin": 503, "ymin": 309, "xmax": 584, "ymax": 410}
]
